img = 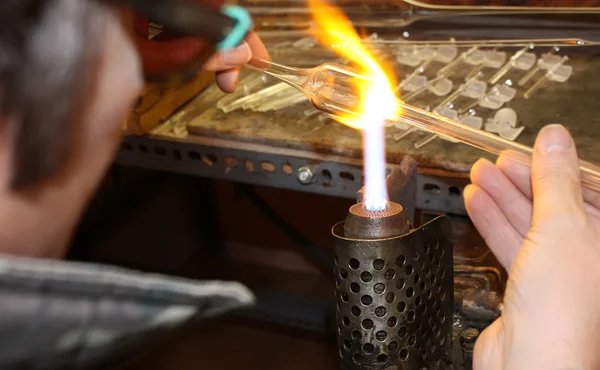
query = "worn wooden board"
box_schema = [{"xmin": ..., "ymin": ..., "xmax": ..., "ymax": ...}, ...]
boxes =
[{"xmin": 125, "ymin": 72, "xmax": 216, "ymax": 135}]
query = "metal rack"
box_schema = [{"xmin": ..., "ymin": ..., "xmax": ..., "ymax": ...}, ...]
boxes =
[{"xmin": 117, "ymin": 135, "xmax": 469, "ymax": 215}]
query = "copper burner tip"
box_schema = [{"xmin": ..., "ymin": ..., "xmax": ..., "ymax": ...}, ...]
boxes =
[{"xmin": 343, "ymin": 201, "xmax": 411, "ymax": 239}]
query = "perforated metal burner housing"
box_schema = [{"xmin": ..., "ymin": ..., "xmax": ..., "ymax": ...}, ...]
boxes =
[{"xmin": 333, "ymin": 216, "xmax": 453, "ymax": 370}]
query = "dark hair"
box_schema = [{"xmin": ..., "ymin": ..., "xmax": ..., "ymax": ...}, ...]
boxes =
[{"xmin": 0, "ymin": 0, "xmax": 104, "ymax": 189}]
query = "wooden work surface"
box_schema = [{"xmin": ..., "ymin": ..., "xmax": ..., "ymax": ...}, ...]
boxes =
[{"xmin": 177, "ymin": 47, "xmax": 600, "ymax": 175}]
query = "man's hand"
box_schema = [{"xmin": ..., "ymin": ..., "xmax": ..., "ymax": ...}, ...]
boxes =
[
  {"xmin": 465, "ymin": 125, "xmax": 600, "ymax": 370},
  {"xmin": 128, "ymin": 3, "xmax": 270, "ymax": 93},
  {"xmin": 202, "ymin": 31, "xmax": 270, "ymax": 93}
]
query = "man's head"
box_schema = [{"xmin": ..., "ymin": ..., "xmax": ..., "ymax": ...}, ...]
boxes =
[
  {"xmin": 0, "ymin": 0, "xmax": 269, "ymax": 258},
  {"xmin": 0, "ymin": 0, "xmax": 143, "ymax": 257}
]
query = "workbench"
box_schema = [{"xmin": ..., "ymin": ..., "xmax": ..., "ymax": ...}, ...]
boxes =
[
  {"xmin": 103, "ymin": 8, "xmax": 600, "ymax": 370},
  {"xmin": 116, "ymin": 10, "xmax": 600, "ymax": 217},
  {"xmin": 117, "ymin": 48, "xmax": 600, "ymax": 218}
]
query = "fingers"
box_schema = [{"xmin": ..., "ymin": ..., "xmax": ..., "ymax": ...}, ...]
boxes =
[
  {"xmin": 203, "ymin": 31, "xmax": 269, "ymax": 72},
  {"xmin": 464, "ymin": 184, "xmax": 524, "ymax": 270},
  {"xmin": 471, "ymin": 158, "xmax": 532, "ymax": 237},
  {"xmin": 215, "ymin": 68, "xmax": 241, "ymax": 93},
  {"xmin": 531, "ymin": 124, "xmax": 585, "ymax": 222},
  {"xmin": 497, "ymin": 155, "xmax": 532, "ymax": 199},
  {"xmin": 246, "ymin": 31, "xmax": 271, "ymax": 67},
  {"xmin": 473, "ymin": 319, "xmax": 504, "ymax": 370},
  {"xmin": 203, "ymin": 41, "xmax": 251, "ymax": 71},
  {"xmin": 204, "ymin": 31, "xmax": 270, "ymax": 92},
  {"xmin": 498, "ymin": 154, "xmax": 600, "ymax": 219}
]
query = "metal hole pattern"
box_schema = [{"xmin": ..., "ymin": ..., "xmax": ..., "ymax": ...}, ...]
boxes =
[{"xmin": 334, "ymin": 235, "xmax": 453, "ymax": 369}]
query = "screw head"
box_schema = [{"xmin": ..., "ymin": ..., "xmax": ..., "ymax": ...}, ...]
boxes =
[
  {"xmin": 460, "ymin": 327, "xmax": 480, "ymax": 344},
  {"xmin": 297, "ymin": 166, "xmax": 314, "ymax": 184}
]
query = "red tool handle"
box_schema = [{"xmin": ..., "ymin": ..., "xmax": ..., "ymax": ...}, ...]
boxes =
[{"xmin": 132, "ymin": 0, "xmax": 225, "ymax": 76}]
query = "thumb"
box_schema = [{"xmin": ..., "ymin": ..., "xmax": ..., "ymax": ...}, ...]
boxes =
[
  {"xmin": 531, "ymin": 124, "xmax": 584, "ymax": 221},
  {"xmin": 473, "ymin": 319, "xmax": 504, "ymax": 370}
]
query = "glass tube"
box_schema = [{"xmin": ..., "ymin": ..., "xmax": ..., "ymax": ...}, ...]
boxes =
[
  {"xmin": 256, "ymin": 28, "xmax": 600, "ymax": 47},
  {"xmin": 403, "ymin": 0, "xmax": 600, "ymax": 12},
  {"xmin": 248, "ymin": 58, "xmax": 600, "ymax": 192},
  {"xmin": 364, "ymin": 38, "xmax": 600, "ymax": 48}
]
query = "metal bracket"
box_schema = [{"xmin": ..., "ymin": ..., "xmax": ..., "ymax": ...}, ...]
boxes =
[{"xmin": 116, "ymin": 135, "xmax": 469, "ymax": 216}]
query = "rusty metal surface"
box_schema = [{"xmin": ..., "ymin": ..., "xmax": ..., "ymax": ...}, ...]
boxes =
[
  {"xmin": 344, "ymin": 202, "xmax": 412, "ymax": 239},
  {"xmin": 458, "ymin": 327, "xmax": 479, "ymax": 370},
  {"xmin": 333, "ymin": 216, "xmax": 454, "ymax": 370},
  {"xmin": 357, "ymin": 156, "xmax": 418, "ymax": 224},
  {"xmin": 457, "ymin": 289, "xmax": 502, "ymax": 325}
]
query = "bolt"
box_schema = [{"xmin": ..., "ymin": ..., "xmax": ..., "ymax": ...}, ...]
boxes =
[
  {"xmin": 460, "ymin": 327, "xmax": 480, "ymax": 346},
  {"xmin": 297, "ymin": 166, "xmax": 315, "ymax": 184},
  {"xmin": 460, "ymin": 327, "xmax": 480, "ymax": 370}
]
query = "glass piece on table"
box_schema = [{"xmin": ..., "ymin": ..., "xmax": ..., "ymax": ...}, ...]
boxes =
[{"xmin": 247, "ymin": 58, "xmax": 600, "ymax": 191}]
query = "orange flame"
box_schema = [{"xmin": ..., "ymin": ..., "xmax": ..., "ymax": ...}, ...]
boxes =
[{"xmin": 307, "ymin": 0, "xmax": 398, "ymax": 130}]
